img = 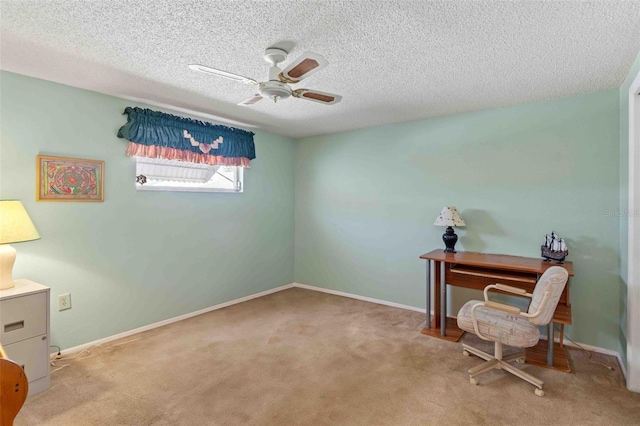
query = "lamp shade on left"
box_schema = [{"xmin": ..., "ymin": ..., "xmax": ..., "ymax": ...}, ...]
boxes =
[
  {"xmin": 0, "ymin": 201, "xmax": 40, "ymax": 244},
  {"xmin": 0, "ymin": 201, "xmax": 40, "ymax": 289}
]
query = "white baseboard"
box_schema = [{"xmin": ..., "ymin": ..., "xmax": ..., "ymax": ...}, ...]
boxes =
[
  {"xmin": 292, "ymin": 282, "xmax": 427, "ymax": 313},
  {"xmin": 53, "ymin": 280, "xmax": 629, "ymax": 389},
  {"xmin": 53, "ymin": 283, "xmax": 295, "ymax": 357}
]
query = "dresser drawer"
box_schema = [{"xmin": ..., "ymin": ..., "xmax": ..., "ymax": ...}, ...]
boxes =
[
  {"xmin": 0, "ymin": 292, "xmax": 47, "ymax": 345},
  {"xmin": 4, "ymin": 334, "xmax": 50, "ymax": 382}
]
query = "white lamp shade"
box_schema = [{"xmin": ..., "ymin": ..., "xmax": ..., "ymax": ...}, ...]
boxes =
[
  {"xmin": 0, "ymin": 201, "xmax": 39, "ymax": 290},
  {"xmin": 433, "ymin": 206, "xmax": 466, "ymax": 227},
  {"xmin": 0, "ymin": 200, "xmax": 40, "ymax": 244}
]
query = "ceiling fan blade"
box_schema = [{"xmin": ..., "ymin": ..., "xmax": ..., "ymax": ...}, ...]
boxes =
[
  {"xmin": 279, "ymin": 52, "xmax": 328, "ymax": 83},
  {"xmin": 292, "ymin": 89, "xmax": 342, "ymax": 105},
  {"xmin": 238, "ymin": 94, "xmax": 264, "ymax": 106},
  {"xmin": 188, "ymin": 64, "xmax": 258, "ymax": 85}
]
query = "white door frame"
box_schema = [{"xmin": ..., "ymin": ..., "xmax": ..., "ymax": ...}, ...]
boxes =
[{"xmin": 627, "ymin": 73, "xmax": 640, "ymax": 392}]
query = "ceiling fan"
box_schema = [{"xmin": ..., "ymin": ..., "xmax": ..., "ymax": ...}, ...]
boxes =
[{"xmin": 189, "ymin": 47, "xmax": 342, "ymax": 106}]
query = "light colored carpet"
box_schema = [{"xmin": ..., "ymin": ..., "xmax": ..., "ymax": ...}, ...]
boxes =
[{"xmin": 15, "ymin": 288, "xmax": 640, "ymax": 425}]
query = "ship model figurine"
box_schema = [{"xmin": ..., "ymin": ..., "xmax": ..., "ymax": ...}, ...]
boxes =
[{"xmin": 541, "ymin": 231, "xmax": 568, "ymax": 263}]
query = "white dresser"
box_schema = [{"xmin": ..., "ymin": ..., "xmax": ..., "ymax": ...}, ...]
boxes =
[{"xmin": 0, "ymin": 279, "xmax": 50, "ymax": 396}]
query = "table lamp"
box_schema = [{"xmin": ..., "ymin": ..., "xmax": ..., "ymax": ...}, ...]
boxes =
[
  {"xmin": 0, "ymin": 200, "xmax": 40, "ymax": 290},
  {"xmin": 434, "ymin": 206, "xmax": 465, "ymax": 253}
]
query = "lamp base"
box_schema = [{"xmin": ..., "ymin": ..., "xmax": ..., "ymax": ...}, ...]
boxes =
[
  {"xmin": 442, "ymin": 226, "xmax": 458, "ymax": 253},
  {"xmin": 0, "ymin": 244, "xmax": 17, "ymax": 290}
]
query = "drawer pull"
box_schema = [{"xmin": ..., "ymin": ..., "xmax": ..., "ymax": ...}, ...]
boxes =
[{"xmin": 4, "ymin": 321, "xmax": 25, "ymax": 332}]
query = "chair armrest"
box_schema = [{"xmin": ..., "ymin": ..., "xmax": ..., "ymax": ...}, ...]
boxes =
[
  {"xmin": 484, "ymin": 283, "xmax": 533, "ymax": 301},
  {"xmin": 494, "ymin": 283, "xmax": 530, "ymax": 295},
  {"xmin": 484, "ymin": 300, "xmax": 521, "ymax": 314}
]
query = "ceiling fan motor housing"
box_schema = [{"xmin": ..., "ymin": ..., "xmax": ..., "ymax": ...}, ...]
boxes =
[{"xmin": 259, "ymin": 81, "xmax": 292, "ymax": 100}]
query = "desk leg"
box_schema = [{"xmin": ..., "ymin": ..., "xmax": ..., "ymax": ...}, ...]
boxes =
[
  {"xmin": 420, "ymin": 260, "xmax": 462, "ymax": 343},
  {"xmin": 434, "ymin": 262, "xmax": 441, "ymax": 328},
  {"xmin": 440, "ymin": 261, "xmax": 446, "ymax": 338},
  {"xmin": 547, "ymin": 322, "xmax": 554, "ymax": 366},
  {"xmin": 425, "ymin": 260, "xmax": 431, "ymax": 329}
]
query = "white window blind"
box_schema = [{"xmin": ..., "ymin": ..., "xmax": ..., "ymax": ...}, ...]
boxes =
[{"xmin": 134, "ymin": 157, "xmax": 243, "ymax": 193}]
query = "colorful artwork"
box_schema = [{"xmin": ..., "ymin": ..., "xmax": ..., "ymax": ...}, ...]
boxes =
[{"xmin": 37, "ymin": 155, "xmax": 104, "ymax": 202}]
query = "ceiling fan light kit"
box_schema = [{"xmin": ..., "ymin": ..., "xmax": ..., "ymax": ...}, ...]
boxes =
[
  {"xmin": 259, "ymin": 81, "xmax": 291, "ymax": 102},
  {"xmin": 189, "ymin": 46, "xmax": 341, "ymax": 106}
]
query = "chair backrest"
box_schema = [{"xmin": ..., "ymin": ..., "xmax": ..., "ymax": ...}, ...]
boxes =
[
  {"xmin": 527, "ymin": 266, "xmax": 569, "ymax": 325},
  {"xmin": 0, "ymin": 357, "xmax": 29, "ymax": 426}
]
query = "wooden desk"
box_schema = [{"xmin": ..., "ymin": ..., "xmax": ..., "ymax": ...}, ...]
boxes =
[{"xmin": 419, "ymin": 249, "xmax": 574, "ymax": 372}]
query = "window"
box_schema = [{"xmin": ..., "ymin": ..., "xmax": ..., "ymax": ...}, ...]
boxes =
[{"xmin": 134, "ymin": 157, "xmax": 243, "ymax": 193}]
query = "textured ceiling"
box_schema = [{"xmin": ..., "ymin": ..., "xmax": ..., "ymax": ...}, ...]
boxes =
[{"xmin": 1, "ymin": 1, "xmax": 640, "ymax": 139}]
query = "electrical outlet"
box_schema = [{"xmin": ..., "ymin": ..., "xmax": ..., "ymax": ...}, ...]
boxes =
[{"xmin": 58, "ymin": 293, "xmax": 71, "ymax": 311}]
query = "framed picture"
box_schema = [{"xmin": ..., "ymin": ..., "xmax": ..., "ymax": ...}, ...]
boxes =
[{"xmin": 36, "ymin": 155, "xmax": 104, "ymax": 202}]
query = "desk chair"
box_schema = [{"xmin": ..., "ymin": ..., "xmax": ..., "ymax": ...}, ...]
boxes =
[{"xmin": 456, "ymin": 266, "xmax": 569, "ymax": 397}]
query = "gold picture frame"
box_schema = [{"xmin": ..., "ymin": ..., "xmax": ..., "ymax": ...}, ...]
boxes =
[{"xmin": 36, "ymin": 155, "xmax": 104, "ymax": 202}]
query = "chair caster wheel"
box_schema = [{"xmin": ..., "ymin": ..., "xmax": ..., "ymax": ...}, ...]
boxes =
[
  {"xmin": 463, "ymin": 350, "xmax": 470, "ymax": 357},
  {"xmin": 470, "ymin": 377, "xmax": 478, "ymax": 385},
  {"xmin": 516, "ymin": 358, "xmax": 525, "ymax": 364},
  {"xmin": 535, "ymin": 388, "xmax": 544, "ymax": 397}
]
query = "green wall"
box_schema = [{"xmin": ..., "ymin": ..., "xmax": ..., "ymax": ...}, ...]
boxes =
[
  {"xmin": 0, "ymin": 69, "xmax": 627, "ymax": 355},
  {"xmin": 295, "ymin": 90, "xmax": 621, "ymax": 351},
  {"xmin": 0, "ymin": 71, "xmax": 296, "ymax": 350},
  {"xmin": 619, "ymin": 51, "xmax": 640, "ymax": 367}
]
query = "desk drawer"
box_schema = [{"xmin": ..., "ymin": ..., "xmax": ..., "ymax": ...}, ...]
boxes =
[
  {"xmin": 0, "ymin": 292, "xmax": 47, "ymax": 345},
  {"xmin": 3, "ymin": 334, "xmax": 50, "ymax": 382}
]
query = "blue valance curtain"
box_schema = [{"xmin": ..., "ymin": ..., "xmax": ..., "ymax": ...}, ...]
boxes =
[{"xmin": 117, "ymin": 107, "xmax": 255, "ymax": 167}]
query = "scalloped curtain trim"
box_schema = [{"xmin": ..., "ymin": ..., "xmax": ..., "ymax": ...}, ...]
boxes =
[{"xmin": 126, "ymin": 142, "xmax": 251, "ymax": 167}]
